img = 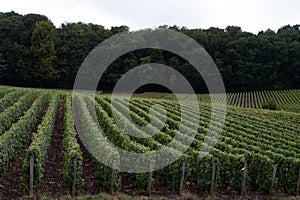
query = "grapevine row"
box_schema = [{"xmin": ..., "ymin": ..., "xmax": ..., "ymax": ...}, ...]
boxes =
[
  {"xmin": 23, "ymin": 93, "xmax": 59, "ymax": 187},
  {"xmin": 62, "ymin": 94, "xmax": 83, "ymax": 191},
  {"xmin": 0, "ymin": 92, "xmax": 49, "ymax": 175},
  {"xmin": 0, "ymin": 91, "xmax": 39, "ymax": 135}
]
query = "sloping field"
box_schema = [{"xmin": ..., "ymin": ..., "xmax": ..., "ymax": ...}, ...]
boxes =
[{"xmin": 0, "ymin": 86, "xmax": 299, "ymax": 199}]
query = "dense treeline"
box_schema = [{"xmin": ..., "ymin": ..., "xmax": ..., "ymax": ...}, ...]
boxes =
[{"xmin": 0, "ymin": 11, "xmax": 299, "ymax": 92}]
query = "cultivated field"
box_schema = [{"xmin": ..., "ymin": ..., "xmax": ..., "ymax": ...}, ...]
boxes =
[
  {"xmin": 0, "ymin": 86, "xmax": 299, "ymax": 199},
  {"xmin": 149, "ymin": 90, "xmax": 300, "ymax": 113}
]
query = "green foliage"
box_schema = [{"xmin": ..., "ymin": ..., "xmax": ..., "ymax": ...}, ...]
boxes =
[
  {"xmin": 0, "ymin": 91, "xmax": 39, "ymax": 134},
  {"xmin": 248, "ymin": 154, "xmax": 273, "ymax": 192},
  {"xmin": 0, "ymin": 12, "xmax": 300, "ymax": 91},
  {"xmin": 0, "ymin": 88, "xmax": 16, "ymax": 99},
  {"xmin": 276, "ymin": 157, "xmax": 300, "ymax": 194},
  {"xmin": 0, "ymin": 92, "xmax": 49, "ymax": 175},
  {"xmin": 0, "ymin": 89, "xmax": 26, "ymax": 112},
  {"xmin": 156, "ymin": 159, "xmax": 182, "ymax": 191},
  {"xmin": 62, "ymin": 94, "xmax": 83, "ymax": 192},
  {"xmin": 0, "ymin": 53, "xmax": 7, "ymax": 77},
  {"xmin": 0, "ymin": 12, "xmax": 50, "ymax": 86},
  {"xmin": 23, "ymin": 93, "xmax": 59, "ymax": 188},
  {"xmin": 190, "ymin": 154, "xmax": 214, "ymax": 191},
  {"xmin": 94, "ymin": 163, "xmax": 121, "ymax": 192},
  {"xmin": 0, "ymin": 87, "xmax": 299, "ymax": 196},
  {"xmin": 129, "ymin": 97, "xmax": 299, "ymax": 195},
  {"xmin": 262, "ymin": 99, "xmax": 278, "ymax": 110},
  {"xmin": 195, "ymin": 89, "xmax": 299, "ymax": 112},
  {"xmin": 73, "ymin": 95, "xmax": 122, "ymax": 192},
  {"xmin": 134, "ymin": 173, "xmax": 149, "ymax": 193},
  {"xmin": 30, "ymin": 21, "xmax": 58, "ymax": 85}
]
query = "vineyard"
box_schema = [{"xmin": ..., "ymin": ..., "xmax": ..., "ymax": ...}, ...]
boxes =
[
  {"xmin": 162, "ymin": 89, "xmax": 300, "ymax": 113},
  {"xmin": 0, "ymin": 86, "xmax": 299, "ymax": 199}
]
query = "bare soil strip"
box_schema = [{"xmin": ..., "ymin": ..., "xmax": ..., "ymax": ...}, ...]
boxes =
[{"xmin": 78, "ymin": 137, "xmax": 102, "ymax": 195}]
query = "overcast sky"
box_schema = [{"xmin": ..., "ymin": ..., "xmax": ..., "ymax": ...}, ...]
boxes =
[{"xmin": 1, "ymin": 0, "xmax": 299, "ymax": 33}]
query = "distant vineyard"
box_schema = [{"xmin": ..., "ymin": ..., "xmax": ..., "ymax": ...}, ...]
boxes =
[
  {"xmin": 163, "ymin": 89, "xmax": 300, "ymax": 112},
  {"xmin": 0, "ymin": 86, "xmax": 299, "ymax": 198}
]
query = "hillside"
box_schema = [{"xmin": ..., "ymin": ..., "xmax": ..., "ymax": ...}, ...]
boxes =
[{"xmin": 0, "ymin": 86, "xmax": 299, "ymax": 199}]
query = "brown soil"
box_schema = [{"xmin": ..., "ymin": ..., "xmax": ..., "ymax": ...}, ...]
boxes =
[
  {"xmin": 0, "ymin": 104, "xmax": 49, "ymax": 200},
  {"xmin": 119, "ymin": 173, "xmax": 140, "ymax": 196},
  {"xmin": 78, "ymin": 138, "xmax": 102, "ymax": 195}
]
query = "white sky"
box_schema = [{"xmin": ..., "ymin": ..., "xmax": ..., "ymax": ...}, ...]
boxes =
[{"xmin": 1, "ymin": 0, "xmax": 300, "ymax": 33}]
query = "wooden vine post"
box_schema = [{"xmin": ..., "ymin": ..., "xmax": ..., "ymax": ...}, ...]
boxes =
[
  {"xmin": 297, "ymin": 167, "xmax": 300, "ymax": 196},
  {"xmin": 241, "ymin": 163, "xmax": 247, "ymax": 198},
  {"xmin": 179, "ymin": 161, "xmax": 186, "ymax": 194},
  {"xmin": 72, "ymin": 159, "xmax": 77, "ymax": 197},
  {"xmin": 147, "ymin": 160, "xmax": 154, "ymax": 196},
  {"xmin": 210, "ymin": 162, "xmax": 216, "ymax": 196},
  {"xmin": 270, "ymin": 164, "xmax": 277, "ymax": 194},
  {"xmin": 110, "ymin": 159, "xmax": 117, "ymax": 195},
  {"xmin": 29, "ymin": 152, "xmax": 34, "ymax": 198}
]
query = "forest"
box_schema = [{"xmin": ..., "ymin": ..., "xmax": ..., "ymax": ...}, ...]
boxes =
[{"xmin": 0, "ymin": 11, "xmax": 299, "ymax": 93}]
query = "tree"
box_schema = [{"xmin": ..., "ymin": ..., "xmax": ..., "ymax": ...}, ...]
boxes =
[
  {"xmin": 21, "ymin": 13, "xmax": 50, "ymax": 46},
  {"xmin": 30, "ymin": 21, "xmax": 58, "ymax": 86},
  {"xmin": 225, "ymin": 26, "xmax": 242, "ymax": 39},
  {"xmin": 110, "ymin": 25, "xmax": 129, "ymax": 35},
  {"xmin": 0, "ymin": 53, "xmax": 7, "ymax": 84},
  {"xmin": 0, "ymin": 11, "xmax": 299, "ymax": 92},
  {"xmin": 55, "ymin": 22, "xmax": 112, "ymax": 88}
]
